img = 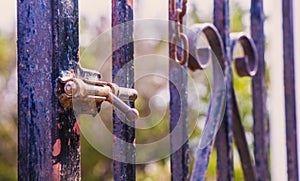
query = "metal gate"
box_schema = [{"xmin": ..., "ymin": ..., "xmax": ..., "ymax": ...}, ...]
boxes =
[{"xmin": 17, "ymin": 0, "xmax": 298, "ymax": 180}]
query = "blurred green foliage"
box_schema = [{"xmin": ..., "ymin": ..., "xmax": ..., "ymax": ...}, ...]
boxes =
[{"xmin": 0, "ymin": 32, "xmax": 17, "ymax": 180}]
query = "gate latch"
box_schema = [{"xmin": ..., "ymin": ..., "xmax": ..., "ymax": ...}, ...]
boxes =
[{"xmin": 58, "ymin": 63, "xmax": 139, "ymax": 122}]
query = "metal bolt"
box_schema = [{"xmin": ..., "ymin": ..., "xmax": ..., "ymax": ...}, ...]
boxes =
[
  {"xmin": 64, "ymin": 81, "xmax": 77, "ymax": 95},
  {"xmin": 125, "ymin": 108, "xmax": 139, "ymax": 122},
  {"xmin": 110, "ymin": 92, "xmax": 139, "ymax": 122}
]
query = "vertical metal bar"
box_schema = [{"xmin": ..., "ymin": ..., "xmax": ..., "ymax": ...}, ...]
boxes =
[
  {"xmin": 112, "ymin": 0, "xmax": 135, "ymax": 180},
  {"xmin": 214, "ymin": 0, "xmax": 234, "ymax": 180},
  {"xmin": 250, "ymin": 0, "xmax": 270, "ymax": 180},
  {"xmin": 17, "ymin": 0, "xmax": 53, "ymax": 179},
  {"xmin": 169, "ymin": 0, "xmax": 189, "ymax": 180},
  {"xmin": 17, "ymin": 0, "xmax": 80, "ymax": 180},
  {"xmin": 282, "ymin": 0, "xmax": 299, "ymax": 180},
  {"xmin": 52, "ymin": 0, "xmax": 80, "ymax": 179}
]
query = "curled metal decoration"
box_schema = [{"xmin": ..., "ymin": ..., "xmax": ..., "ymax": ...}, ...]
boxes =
[
  {"xmin": 187, "ymin": 23, "xmax": 227, "ymax": 180},
  {"xmin": 188, "ymin": 26, "xmax": 259, "ymax": 181},
  {"xmin": 229, "ymin": 33, "xmax": 258, "ymax": 180},
  {"xmin": 230, "ymin": 33, "xmax": 258, "ymax": 77},
  {"xmin": 187, "ymin": 23, "xmax": 226, "ymax": 149},
  {"xmin": 188, "ymin": 23, "xmax": 226, "ymax": 71}
]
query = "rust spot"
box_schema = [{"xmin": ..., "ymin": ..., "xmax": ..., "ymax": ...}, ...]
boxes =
[
  {"xmin": 73, "ymin": 119, "xmax": 80, "ymax": 135},
  {"xmin": 127, "ymin": 0, "xmax": 133, "ymax": 9},
  {"xmin": 53, "ymin": 139, "xmax": 61, "ymax": 157},
  {"xmin": 53, "ymin": 163, "xmax": 61, "ymax": 181}
]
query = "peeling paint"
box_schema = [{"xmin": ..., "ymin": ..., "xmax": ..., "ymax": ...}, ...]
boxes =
[
  {"xmin": 53, "ymin": 163, "xmax": 61, "ymax": 181},
  {"xmin": 127, "ymin": 0, "xmax": 133, "ymax": 9},
  {"xmin": 73, "ymin": 118, "xmax": 80, "ymax": 135},
  {"xmin": 60, "ymin": 0, "xmax": 74, "ymax": 17},
  {"xmin": 18, "ymin": 0, "xmax": 80, "ymax": 180},
  {"xmin": 53, "ymin": 139, "xmax": 61, "ymax": 157},
  {"xmin": 112, "ymin": 0, "xmax": 135, "ymax": 179},
  {"xmin": 18, "ymin": 0, "xmax": 54, "ymax": 179}
]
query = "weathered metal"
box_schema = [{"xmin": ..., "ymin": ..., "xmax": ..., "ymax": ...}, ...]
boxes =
[
  {"xmin": 18, "ymin": 0, "xmax": 80, "ymax": 180},
  {"xmin": 112, "ymin": 0, "xmax": 135, "ymax": 180},
  {"xmin": 188, "ymin": 20, "xmax": 259, "ymax": 181},
  {"xmin": 17, "ymin": 0, "xmax": 54, "ymax": 179},
  {"xmin": 170, "ymin": 0, "xmax": 189, "ymax": 66},
  {"xmin": 230, "ymin": 33, "xmax": 258, "ymax": 181},
  {"xmin": 17, "ymin": 0, "xmax": 291, "ymax": 180},
  {"xmin": 250, "ymin": 0, "xmax": 270, "ymax": 180},
  {"xmin": 230, "ymin": 33, "xmax": 258, "ymax": 77},
  {"xmin": 187, "ymin": 24, "xmax": 226, "ymax": 181},
  {"xmin": 52, "ymin": 0, "xmax": 81, "ymax": 179},
  {"xmin": 214, "ymin": 0, "xmax": 234, "ymax": 180},
  {"xmin": 282, "ymin": 0, "xmax": 299, "ymax": 180},
  {"xmin": 232, "ymin": 94, "xmax": 256, "ymax": 181},
  {"xmin": 169, "ymin": 0, "xmax": 189, "ymax": 180},
  {"xmin": 57, "ymin": 66, "xmax": 138, "ymax": 120}
]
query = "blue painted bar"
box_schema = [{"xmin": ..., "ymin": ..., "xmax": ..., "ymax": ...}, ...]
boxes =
[
  {"xmin": 112, "ymin": 0, "xmax": 136, "ymax": 180},
  {"xmin": 18, "ymin": 0, "xmax": 80, "ymax": 180},
  {"xmin": 282, "ymin": 0, "xmax": 299, "ymax": 180},
  {"xmin": 250, "ymin": 0, "xmax": 270, "ymax": 180},
  {"xmin": 214, "ymin": 0, "xmax": 234, "ymax": 180}
]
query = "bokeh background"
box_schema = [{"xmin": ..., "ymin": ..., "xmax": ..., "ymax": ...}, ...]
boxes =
[{"xmin": 0, "ymin": 0, "xmax": 300, "ymax": 180}]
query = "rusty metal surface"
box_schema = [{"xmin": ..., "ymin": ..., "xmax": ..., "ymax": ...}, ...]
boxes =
[
  {"xmin": 52, "ymin": 0, "xmax": 80, "ymax": 179},
  {"xmin": 169, "ymin": 0, "xmax": 190, "ymax": 180},
  {"xmin": 17, "ymin": 0, "xmax": 80, "ymax": 180},
  {"xmin": 17, "ymin": 0, "xmax": 53, "ymax": 179},
  {"xmin": 57, "ymin": 68, "xmax": 138, "ymax": 120},
  {"xmin": 250, "ymin": 0, "xmax": 270, "ymax": 180},
  {"xmin": 213, "ymin": 0, "xmax": 234, "ymax": 180},
  {"xmin": 112, "ymin": 0, "xmax": 135, "ymax": 180},
  {"xmin": 282, "ymin": 0, "xmax": 299, "ymax": 180}
]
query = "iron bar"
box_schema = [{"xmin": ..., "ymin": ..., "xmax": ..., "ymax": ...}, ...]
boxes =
[
  {"xmin": 282, "ymin": 0, "xmax": 299, "ymax": 180},
  {"xmin": 250, "ymin": 0, "xmax": 270, "ymax": 180},
  {"xmin": 232, "ymin": 92, "xmax": 256, "ymax": 181},
  {"xmin": 169, "ymin": 0, "xmax": 189, "ymax": 180},
  {"xmin": 18, "ymin": 0, "xmax": 80, "ymax": 180},
  {"xmin": 17, "ymin": 0, "xmax": 54, "ymax": 179},
  {"xmin": 112, "ymin": 0, "xmax": 135, "ymax": 180},
  {"xmin": 214, "ymin": 0, "xmax": 234, "ymax": 180},
  {"xmin": 52, "ymin": 0, "xmax": 80, "ymax": 179}
]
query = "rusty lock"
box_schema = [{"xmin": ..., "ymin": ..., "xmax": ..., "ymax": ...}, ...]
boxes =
[{"xmin": 58, "ymin": 63, "xmax": 139, "ymax": 122}]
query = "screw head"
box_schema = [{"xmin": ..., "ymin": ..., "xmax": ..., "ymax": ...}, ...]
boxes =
[{"xmin": 64, "ymin": 81, "xmax": 77, "ymax": 95}]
